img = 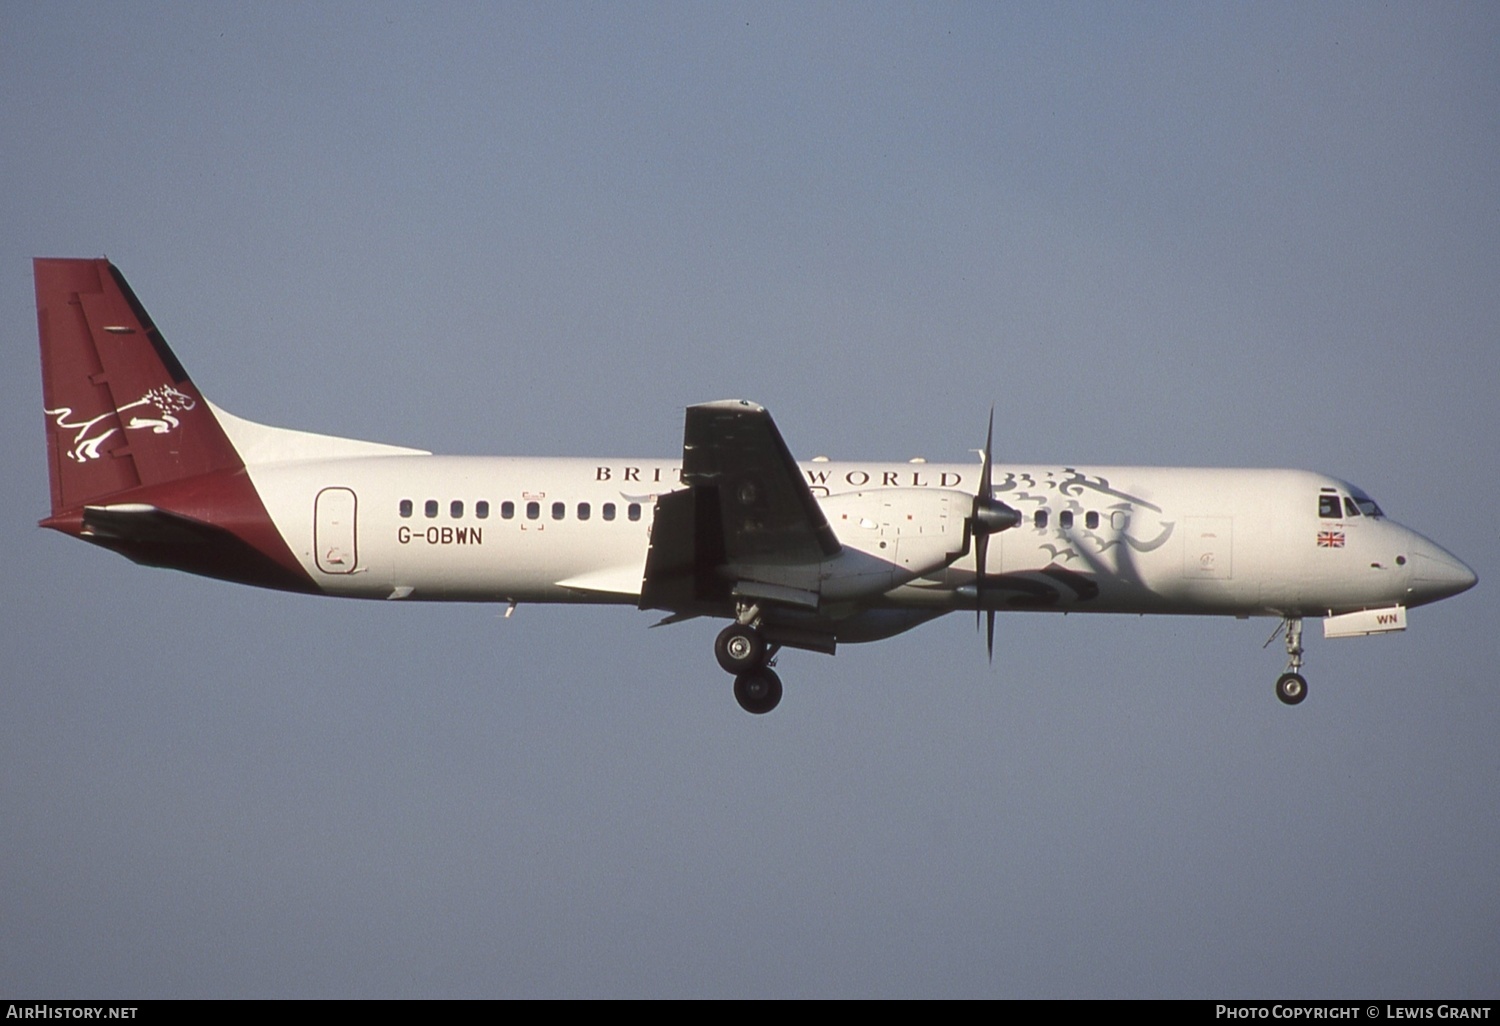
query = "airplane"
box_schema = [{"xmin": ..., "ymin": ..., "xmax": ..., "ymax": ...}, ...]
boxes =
[{"xmin": 34, "ymin": 258, "xmax": 1477, "ymax": 714}]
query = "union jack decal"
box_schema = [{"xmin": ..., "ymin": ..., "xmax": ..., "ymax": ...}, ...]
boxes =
[{"xmin": 1317, "ymin": 531, "xmax": 1345, "ymax": 548}]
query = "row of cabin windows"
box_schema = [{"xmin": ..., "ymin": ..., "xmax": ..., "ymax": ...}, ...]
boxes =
[
  {"xmin": 398, "ymin": 498, "xmax": 642, "ymax": 522},
  {"xmin": 1033, "ymin": 509, "xmax": 1101, "ymax": 530},
  {"xmin": 395, "ymin": 498, "xmax": 1111, "ymax": 530}
]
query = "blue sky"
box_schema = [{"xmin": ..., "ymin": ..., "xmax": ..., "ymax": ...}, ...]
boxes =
[{"xmin": 3, "ymin": 2, "xmax": 1496, "ymax": 997}]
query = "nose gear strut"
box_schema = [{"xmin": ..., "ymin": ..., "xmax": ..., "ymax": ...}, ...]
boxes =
[{"xmin": 1265, "ymin": 616, "xmax": 1308, "ymax": 705}]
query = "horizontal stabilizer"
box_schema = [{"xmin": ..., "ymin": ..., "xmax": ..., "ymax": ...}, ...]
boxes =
[
  {"xmin": 54, "ymin": 494, "xmax": 318, "ymax": 594},
  {"xmin": 81, "ymin": 502, "xmax": 208, "ymax": 547}
]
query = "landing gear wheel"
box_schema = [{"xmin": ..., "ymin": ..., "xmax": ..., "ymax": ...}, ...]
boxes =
[
  {"xmin": 734, "ymin": 668, "xmax": 783, "ymax": 715},
  {"xmin": 1275, "ymin": 672, "xmax": 1308, "ymax": 706},
  {"xmin": 715, "ymin": 624, "xmax": 766, "ymax": 675}
]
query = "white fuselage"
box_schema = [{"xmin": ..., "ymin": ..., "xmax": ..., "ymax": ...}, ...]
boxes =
[{"xmin": 243, "ymin": 450, "xmax": 1461, "ymax": 623}]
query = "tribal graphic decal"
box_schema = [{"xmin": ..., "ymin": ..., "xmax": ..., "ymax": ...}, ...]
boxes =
[
  {"xmin": 45, "ymin": 385, "xmax": 197, "ymax": 463},
  {"xmin": 978, "ymin": 467, "xmax": 1181, "ymax": 605},
  {"xmin": 996, "ymin": 468, "xmax": 1177, "ymax": 555}
]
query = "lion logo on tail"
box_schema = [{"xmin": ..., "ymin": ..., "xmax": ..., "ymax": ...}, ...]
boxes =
[{"xmin": 46, "ymin": 385, "xmax": 197, "ymax": 462}]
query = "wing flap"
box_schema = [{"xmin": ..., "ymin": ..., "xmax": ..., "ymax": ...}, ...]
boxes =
[{"xmin": 731, "ymin": 580, "xmax": 820, "ymax": 610}]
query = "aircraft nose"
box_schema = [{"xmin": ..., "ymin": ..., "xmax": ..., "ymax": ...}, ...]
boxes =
[{"xmin": 1407, "ymin": 536, "xmax": 1478, "ymax": 605}]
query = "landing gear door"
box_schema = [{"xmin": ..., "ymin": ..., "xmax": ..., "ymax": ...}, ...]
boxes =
[{"xmin": 315, "ymin": 487, "xmax": 358, "ymax": 574}]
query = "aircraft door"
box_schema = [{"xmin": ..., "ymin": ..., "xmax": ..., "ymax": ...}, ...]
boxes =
[
  {"xmin": 1182, "ymin": 516, "xmax": 1233, "ymax": 580},
  {"xmin": 315, "ymin": 487, "xmax": 359, "ymax": 574}
]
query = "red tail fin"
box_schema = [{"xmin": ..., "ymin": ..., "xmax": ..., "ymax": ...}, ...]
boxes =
[
  {"xmin": 35, "ymin": 259, "xmax": 316, "ymax": 594},
  {"xmin": 35, "ymin": 258, "xmax": 243, "ymax": 515}
]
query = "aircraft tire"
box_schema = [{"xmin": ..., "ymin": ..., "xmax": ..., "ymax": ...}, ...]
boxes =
[
  {"xmin": 715, "ymin": 624, "xmax": 766, "ymax": 675},
  {"xmin": 734, "ymin": 668, "xmax": 783, "ymax": 715},
  {"xmin": 1275, "ymin": 672, "xmax": 1308, "ymax": 706}
]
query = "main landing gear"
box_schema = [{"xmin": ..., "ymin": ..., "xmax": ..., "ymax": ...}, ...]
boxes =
[
  {"xmin": 715, "ymin": 617, "xmax": 782, "ymax": 715},
  {"xmin": 1270, "ymin": 616, "xmax": 1308, "ymax": 706}
]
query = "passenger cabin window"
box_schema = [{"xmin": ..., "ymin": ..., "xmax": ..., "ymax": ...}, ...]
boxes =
[
  {"xmin": 1034, "ymin": 510, "xmax": 1048, "ymax": 529},
  {"xmin": 501, "ymin": 501, "xmax": 514, "ymax": 520},
  {"xmin": 476, "ymin": 501, "xmax": 489, "ymax": 519},
  {"xmin": 399, "ymin": 499, "xmax": 413, "ymax": 518},
  {"xmin": 1060, "ymin": 510, "xmax": 1074, "ymax": 529},
  {"xmin": 1319, "ymin": 495, "xmax": 1341, "ymax": 519},
  {"xmin": 603, "ymin": 503, "xmax": 616, "ymax": 521},
  {"xmin": 425, "ymin": 500, "xmax": 439, "ymax": 519},
  {"xmin": 1085, "ymin": 511, "xmax": 1099, "ymax": 530},
  {"xmin": 578, "ymin": 502, "xmax": 591, "ymax": 521},
  {"xmin": 526, "ymin": 501, "xmax": 540, "ymax": 520},
  {"xmin": 628, "ymin": 503, "xmax": 642, "ymax": 522},
  {"xmin": 552, "ymin": 502, "xmax": 565, "ymax": 520},
  {"xmin": 450, "ymin": 500, "xmax": 464, "ymax": 519}
]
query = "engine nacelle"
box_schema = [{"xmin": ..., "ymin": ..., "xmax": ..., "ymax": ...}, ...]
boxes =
[
  {"xmin": 815, "ymin": 488, "xmax": 968, "ymax": 600},
  {"xmin": 726, "ymin": 489, "xmax": 972, "ymax": 608}
]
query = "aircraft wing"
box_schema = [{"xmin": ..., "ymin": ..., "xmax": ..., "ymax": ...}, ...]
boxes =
[
  {"xmin": 683, "ymin": 400, "xmax": 840, "ymax": 565},
  {"xmin": 640, "ymin": 400, "xmax": 839, "ymax": 615}
]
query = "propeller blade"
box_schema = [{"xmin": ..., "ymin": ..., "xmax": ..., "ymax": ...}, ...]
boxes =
[
  {"xmin": 973, "ymin": 408, "xmax": 997, "ymax": 660},
  {"xmin": 981, "ymin": 405, "xmax": 995, "ymax": 503},
  {"xmin": 969, "ymin": 405, "xmax": 1019, "ymax": 666},
  {"xmin": 974, "ymin": 529, "xmax": 989, "ymax": 632},
  {"xmin": 971, "ymin": 405, "xmax": 1020, "ymax": 535}
]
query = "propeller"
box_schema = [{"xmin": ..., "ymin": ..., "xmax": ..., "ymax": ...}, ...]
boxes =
[{"xmin": 970, "ymin": 407, "xmax": 1021, "ymax": 661}]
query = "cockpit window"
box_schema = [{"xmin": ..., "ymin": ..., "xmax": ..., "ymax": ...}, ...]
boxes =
[
  {"xmin": 1352, "ymin": 495, "xmax": 1383, "ymax": 518},
  {"xmin": 1318, "ymin": 495, "xmax": 1341, "ymax": 519},
  {"xmin": 1343, "ymin": 497, "xmax": 1362, "ymax": 518}
]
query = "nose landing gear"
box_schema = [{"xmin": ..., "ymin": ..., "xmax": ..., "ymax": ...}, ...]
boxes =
[
  {"xmin": 1275, "ymin": 670, "xmax": 1308, "ymax": 705},
  {"xmin": 1270, "ymin": 616, "xmax": 1308, "ymax": 706}
]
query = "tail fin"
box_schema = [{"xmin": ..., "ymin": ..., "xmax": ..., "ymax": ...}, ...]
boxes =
[
  {"xmin": 34, "ymin": 258, "xmax": 322, "ymax": 593},
  {"xmin": 35, "ymin": 258, "xmax": 243, "ymax": 515}
]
